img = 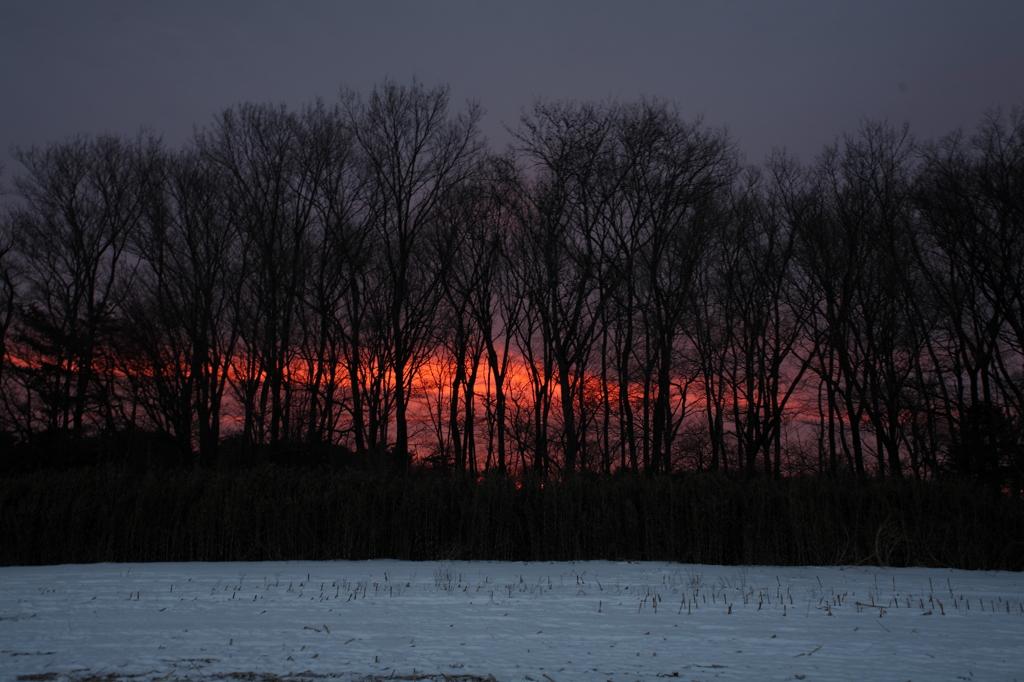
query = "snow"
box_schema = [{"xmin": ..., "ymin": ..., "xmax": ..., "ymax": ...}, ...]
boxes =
[{"xmin": 1, "ymin": 561, "xmax": 1022, "ymax": 681}]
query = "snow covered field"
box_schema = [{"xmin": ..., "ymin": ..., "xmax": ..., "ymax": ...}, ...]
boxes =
[{"xmin": 1, "ymin": 561, "xmax": 1021, "ymax": 682}]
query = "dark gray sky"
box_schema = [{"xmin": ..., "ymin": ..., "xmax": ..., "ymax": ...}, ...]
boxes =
[{"xmin": 2, "ymin": 0, "xmax": 1023, "ymax": 181}]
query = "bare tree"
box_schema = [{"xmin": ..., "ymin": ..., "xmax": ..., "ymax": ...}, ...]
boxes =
[
  {"xmin": 617, "ymin": 102, "xmax": 736, "ymax": 473},
  {"xmin": 342, "ymin": 79, "xmax": 485, "ymax": 470},
  {"xmin": 198, "ymin": 101, "xmax": 350, "ymax": 457},
  {"xmin": 10, "ymin": 134, "xmax": 159, "ymax": 442},
  {"xmin": 0, "ymin": 166, "xmax": 20, "ymax": 392},
  {"xmin": 512, "ymin": 100, "xmax": 621, "ymax": 475},
  {"xmin": 715, "ymin": 160, "xmax": 815, "ymax": 478},
  {"xmin": 796, "ymin": 121, "xmax": 920, "ymax": 477},
  {"xmin": 123, "ymin": 146, "xmax": 243, "ymax": 464},
  {"xmin": 916, "ymin": 107, "xmax": 1024, "ymax": 489},
  {"xmin": 426, "ymin": 156, "xmax": 523, "ymax": 473},
  {"xmin": 291, "ymin": 102, "xmax": 361, "ymax": 452}
]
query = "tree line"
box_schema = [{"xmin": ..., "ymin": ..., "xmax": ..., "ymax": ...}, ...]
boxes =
[{"xmin": 0, "ymin": 80, "xmax": 1021, "ymax": 490}]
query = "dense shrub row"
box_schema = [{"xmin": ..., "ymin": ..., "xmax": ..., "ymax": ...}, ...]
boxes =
[{"xmin": 3, "ymin": 467, "xmax": 1021, "ymax": 570}]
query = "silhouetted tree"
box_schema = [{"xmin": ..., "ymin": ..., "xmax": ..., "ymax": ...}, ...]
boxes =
[
  {"xmin": 716, "ymin": 159, "xmax": 814, "ymax": 478},
  {"xmin": 512, "ymin": 100, "xmax": 622, "ymax": 475},
  {"xmin": 10, "ymin": 134, "xmax": 159, "ymax": 442},
  {"xmin": 342, "ymin": 79, "xmax": 485, "ymax": 471},
  {"xmin": 916, "ymin": 107, "xmax": 1024, "ymax": 485},
  {"xmin": 124, "ymin": 146, "xmax": 243, "ymax": 465},
  {"xmin": 0, "ymin": 170, "xmax": 19, "ymax": 391},
  {"xmin": 618, "ymin": 103, "xmax": 736, "ymax": 473}
]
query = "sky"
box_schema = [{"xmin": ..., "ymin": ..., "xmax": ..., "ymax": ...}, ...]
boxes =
[{"xmin": 1, "ymin": 0, "xmax": 1023, "ymax": 185}]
